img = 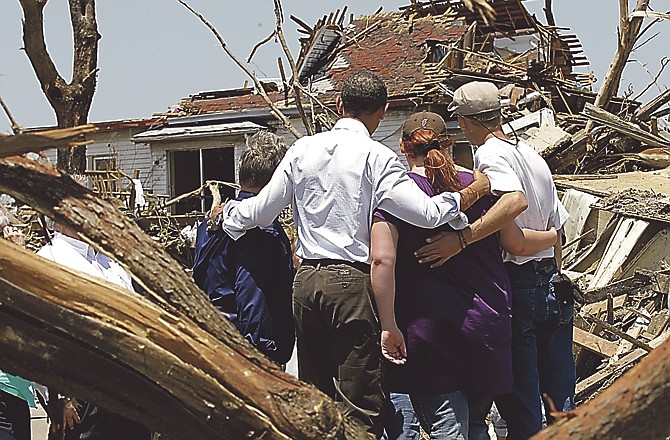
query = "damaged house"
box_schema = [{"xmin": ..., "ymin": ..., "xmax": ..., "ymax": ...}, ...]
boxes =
[{"xmin": 38, "ymin": 0, "xmax": 600, "ymax": 214}]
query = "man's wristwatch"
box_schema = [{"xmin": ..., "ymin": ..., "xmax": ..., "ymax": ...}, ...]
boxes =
[{"xmin": 214, "ymin": 211, "xmax": 224, "ymax": 228}]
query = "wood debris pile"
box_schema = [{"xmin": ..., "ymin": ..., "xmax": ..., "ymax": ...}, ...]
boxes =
[
  {"xmin": 574, "ymin": 269, "xmax": 670, "ymax": 403},
  {"xmin": 554, "ymin": 175, "xmax": 670, "ymax": 403},
  {"xmin": 539, "ymin": 95, "xmax": 670, "ymax": 175}
]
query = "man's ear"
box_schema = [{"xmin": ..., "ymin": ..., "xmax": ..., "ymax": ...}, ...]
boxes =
[
  {"xmin": 457, "ymin": 114, "xmax": 466, "ymax": 130},
  {"xmin": 374, "ymin": 103, "xmax": 388, "ymax": 122},
  {"xmin": 336, "ymin": 96, "xmax": 344, "ymax": 116},
  {"xmin": 379, "ymin": 103, "xmax": 389, "ymax": 121}
]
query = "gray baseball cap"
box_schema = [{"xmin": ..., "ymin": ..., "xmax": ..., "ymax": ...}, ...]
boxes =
[{"xmin": 448, "ymin": 81, "xmax": 501, "ymax": 118}]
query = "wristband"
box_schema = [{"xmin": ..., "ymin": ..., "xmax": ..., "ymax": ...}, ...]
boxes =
[{"xmin": 457, "ymin": 230, "xmax": 468, "ymax": 250}]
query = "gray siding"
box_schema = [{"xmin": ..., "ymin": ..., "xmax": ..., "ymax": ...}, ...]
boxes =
[{"xmin": 271, "ymin": 111, "xmax": 413, "ymax": 170}]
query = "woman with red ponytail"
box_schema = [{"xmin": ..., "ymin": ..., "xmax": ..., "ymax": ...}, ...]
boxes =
[{"xmin": 372, "ymin": 112, "xmax": 557, "ymax": 439}]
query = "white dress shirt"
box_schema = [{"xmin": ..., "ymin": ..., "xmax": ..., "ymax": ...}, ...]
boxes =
[
  {"xmin": 37, "ymin": 232, "xmax": 134, "ymax": 290},
  {"xmin": 224, "ymin": 118, "xmax": 468, "ymax": 263},
  {"xmin": 474, "ymin": 137, "xmax": 569, "ymax": 264}
]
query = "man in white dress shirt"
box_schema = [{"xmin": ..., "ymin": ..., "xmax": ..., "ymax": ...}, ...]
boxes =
[
  {"xmin": 220, "ymin": 71, "xmax": 490, "ymax": 436},
  {"xmin": 37, "ymin": 221, "xmax": 151, "ymax": 440}
]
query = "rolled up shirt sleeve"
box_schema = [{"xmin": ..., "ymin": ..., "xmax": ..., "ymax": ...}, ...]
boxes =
[
  {"xmin": 223, "ymin": 151, "xmax": 294, "ymax": 240},
  {"xmin": 374, "ymin": 153, "xmax": 469, "ymax": 230},
  {"xmin": 474, "ymin": 147, "xmax": 524, "ymax": 195}
]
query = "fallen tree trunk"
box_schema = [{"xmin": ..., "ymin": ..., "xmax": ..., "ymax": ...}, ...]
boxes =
[
  {"xmin": 0, "ymin": 155, "xmax": 371, "ymax": 440},
  {"xmin": 532, "ymin": 331, "xmax": 670, "ymax": 439}
]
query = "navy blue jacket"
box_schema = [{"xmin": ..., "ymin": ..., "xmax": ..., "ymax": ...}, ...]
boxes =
[{"xmin": 193, "ymin": 191, "xmax": 295, "ymax": 364}]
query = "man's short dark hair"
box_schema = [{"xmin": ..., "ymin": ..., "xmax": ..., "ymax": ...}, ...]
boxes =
[
  {"xmin": 238, "ymin": 131, "xmax": 288, "ymax": 189},
  {"xmin": 340, "ymin": 71, "xmax": 388, "ymax": 117}
]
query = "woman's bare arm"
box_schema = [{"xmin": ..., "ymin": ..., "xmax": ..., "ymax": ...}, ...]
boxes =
[{"xmin": 370, "ymin": 217, "xmax": 406, "ymax": 364}]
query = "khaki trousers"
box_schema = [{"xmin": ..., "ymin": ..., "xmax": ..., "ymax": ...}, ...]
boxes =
[{"xmin": 293, "ymin": 262, "xmax": 385, "ymax": 437}]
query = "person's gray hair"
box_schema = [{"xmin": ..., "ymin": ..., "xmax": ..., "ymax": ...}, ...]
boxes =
[{"xmin": 239, "ymin": 131, "xmax": 288, "ymax": 189}]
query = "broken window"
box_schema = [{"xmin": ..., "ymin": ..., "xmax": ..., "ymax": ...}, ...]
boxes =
[
  {"xmin": 169, "ymin": 147, "xmax": 235, "ymax": 215},
  {"xmin": 426, "ymin": 40, "xmax": 452, "ymax": 64}
]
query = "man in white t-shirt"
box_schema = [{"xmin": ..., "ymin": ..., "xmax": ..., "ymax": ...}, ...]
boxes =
[{"xmin": 416, "ymin": 82, "xmax": 574, "ymax": 440}]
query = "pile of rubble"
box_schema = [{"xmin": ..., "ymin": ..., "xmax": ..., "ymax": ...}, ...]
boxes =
[{"xmin": 554, "ymin": 172, "xmax": 670, "ymax": 402}]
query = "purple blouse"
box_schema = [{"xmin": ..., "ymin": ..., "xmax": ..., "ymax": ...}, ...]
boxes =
[{"xmin": 379, "ymin": 172, "xmax": 512, "ymax": 395}]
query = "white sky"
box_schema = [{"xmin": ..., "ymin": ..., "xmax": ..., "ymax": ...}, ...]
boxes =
[{"xmin": 1, "ymin": 0, "xmax": 668, "ymax": 133}]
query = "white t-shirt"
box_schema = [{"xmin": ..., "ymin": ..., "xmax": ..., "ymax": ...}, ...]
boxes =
[
  {"xmin": 474, "ymin": 136, "xmax": 569, "ymax": 264},
  {"xmin": 224, "ymin": 118, "xmax": 469, "ymax": 263}
]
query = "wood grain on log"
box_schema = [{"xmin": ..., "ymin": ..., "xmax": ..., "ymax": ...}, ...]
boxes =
[{"xmin": 0, "ymin": 156, "xmax": 372, "ymax": 440}]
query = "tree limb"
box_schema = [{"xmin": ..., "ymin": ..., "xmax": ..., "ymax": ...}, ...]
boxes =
[
  {"xmin": 247, "ymin": 30, "xmax": 277, "ymax": 63},
  {"xmin": 0, "ymin": 155, "xmax": 371, "ymax": 439},
  {"xmin": 587, "ymin": 0, "xmax": 650, "ymax": 133},
  {"xmin": 177, "ymin": 0, "xmax": 303, "ymax": 139},
  {"xmin": 0, "ymin": 95, "xmax": 22, "ymax": 134},
  {"xmin": 0, "ymin": 125, "xmax": 95, "ymax": 157},
  {"xmin": 18, "ymin": 0, "xmax": 66, "ymax": 111},
  {"xmin": 273, "ymin": 0, "xmax": 313, "ymax": 135},
  {"xmin": 543, "ymin": 0, "xmax": 556, "ymax": 27}
]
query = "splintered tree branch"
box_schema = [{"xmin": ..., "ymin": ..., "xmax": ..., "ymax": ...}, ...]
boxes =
[
  {"xmin": 543, "ymin": 0, "xmax": 556, "ymax": 27},
  {"xmin": 0, "ymin": 96, "xmax": 22, "ymax": 134},
  {"xmin": 273, "ymin": 0, "xmax": 313, "ymax": 135},
  {"xmin": 0, "ymin": 125, "xmax": 95, "ymax": 157},
  {"xmin": 587, "ymin": 0, "xmax": 650, "ymax": 129},
  {"xmin": 0, "ymin": 155, "xmax": 371, "ymax": 440},
  {"xmin": 177, "ymin": 0, "xmax": 303, "ymax": 139},
  {"xmin": 247, "ymin": 29, "xmax": 277, "ymax": 63}
]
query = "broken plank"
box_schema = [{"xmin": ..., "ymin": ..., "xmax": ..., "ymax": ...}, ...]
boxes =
[
  {"xmin": 574, "ymin": 327, "xmax": 618, "ymax": 358},
  {"xmin": 582, "ymin": 103, "xmax": 670, "ymax": 148},
  {"xmin": 581, "ymin": 294, "xmax": 627, "ymax": 317},
  {"xmin": 575, "ymin": 330, "xmax": 669, "ymax": 400},
  {"xmin": 582, "ymin": 314, "xmax": 654, "ymax": 352}
]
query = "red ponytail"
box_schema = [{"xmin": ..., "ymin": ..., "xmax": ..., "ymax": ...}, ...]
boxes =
[{"xmin": 401, "ymin": 129, "xmax": 462, "ymax": 193}]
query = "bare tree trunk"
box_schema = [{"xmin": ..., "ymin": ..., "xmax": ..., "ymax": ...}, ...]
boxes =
[
  {"xmin": 18, "ymin": 0, "xmax": 100, "ymax": 172},
  {"xmin": 0, "ymin": 155, "xmax": 371, "ymax": 440},
  {"xmin": 587, "ymin": 0, "xmax": 650, "ymax": 131},
  {"xmin": 532, "ymin": 332, "xmax": 670, "ymax": 439}
]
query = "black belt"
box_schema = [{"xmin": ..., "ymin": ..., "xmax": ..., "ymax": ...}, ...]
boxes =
[
  {"xmin": 301, "ymin": 258, "xmax": 370, "ymax": 274},
  {"xmin": 505, "ymin": 257, "xmax": 556, "ymax": 274}
]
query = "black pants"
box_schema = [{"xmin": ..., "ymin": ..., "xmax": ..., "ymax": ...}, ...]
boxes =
[
  {"xmin": 0, "ymin": 390, "xmax": 30, "ymax": 440},
  {"xmin": 293, "ymin": 262, "xmax": 385, "ymax": 437}
]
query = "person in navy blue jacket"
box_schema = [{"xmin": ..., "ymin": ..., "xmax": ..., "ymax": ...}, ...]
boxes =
[{"xmin": 193, "ymin": 131, "xmax": 295, "ymax": 366}]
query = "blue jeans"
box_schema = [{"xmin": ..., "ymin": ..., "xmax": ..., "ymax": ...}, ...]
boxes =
[
  {"xmin": 411, "ymin": 391, "xmax": 469, "ymax": 440},
  {"xmin": 467, "ymin": 394, "xmax": 492, "ymax": 440},
  {"xmin": 383, "ymin": 393, "xmax": 420, "ymax": 440},
  {"xmin": 497, "ymin": 260, "xmax": 575, "ymax": 440}
]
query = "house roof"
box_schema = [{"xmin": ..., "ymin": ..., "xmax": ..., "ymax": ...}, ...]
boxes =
[
  {"xmin": 309, "ymin": 10, "xmax": 470, "ymax": 101},
  {"xmin": 175, "ymin": 1, "xmax": 587, "ymax": 117},
  {"xmin": 132, "ymin": 121, "xmax": 264, "ymax": 143},
  {"xmin": 179, "ymin": 8, "xmax": 471, "ymax": 115}
]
